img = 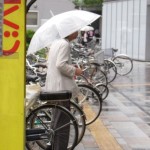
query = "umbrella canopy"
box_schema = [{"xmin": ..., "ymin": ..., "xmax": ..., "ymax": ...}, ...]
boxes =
[
  {"xmin": 80, "ymin": 25, "xmax": 94, "ymax": 31},
  {"xmin": 27, "ymin": 10, "xmax": 100, "ymax": 54}
]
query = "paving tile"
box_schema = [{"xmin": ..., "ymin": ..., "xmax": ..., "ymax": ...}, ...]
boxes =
[
  {"xmin": 122, "ymin": 102, "xmax": 135, "ymax": 106},
  {"xmin": 124, "ymin": 137, "xmax": 150, "ymax": 149},
  {"xmin": 120, "ymin": 144, "xmax": 132, "ymax": 150},
  {"xmin": 108, "ymin": 128, "xmax": 121, "ymax": 138},
  {"xmin": 128, "ymin": 117, "xmax": 145, "ymax": 123},
  {"xmin": 115, "ymin": 137, "xmax": 127, "ymax": 145},
  {"xmin": 85, "ymin": 148, "xmax": 100, "ymax": 150},
  {"xmin": 141, "ymin": 117, "xmax": 150, "ymax": 123},
  {"xmin": 132, "ymin": 148, "xmax": 150, "ymax": 150},
  {"xmin": 118, "ymin": 106, "xmax": 143, "ymax": 116},
  {"xmin": 84, "ymin": 129, "xmax": 92, "ymax": 135},
  {"xmin": 75, "ymin": 143, "xmax": 85, "ymax": 150},
  {"xmin": 101, "ymin": 111, "xmax": 129, "ymax": 122},
  {"xmin": 111, "ymin": 122, "xmax": 148, "ymax": 138}
]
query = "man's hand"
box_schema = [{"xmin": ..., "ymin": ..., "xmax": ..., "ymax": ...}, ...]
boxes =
[{"xmin": 75, "ymin": 68, "xmax": 83, "ymax": 76}]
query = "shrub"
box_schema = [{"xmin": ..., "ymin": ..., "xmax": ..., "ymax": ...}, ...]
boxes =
[{"xmin": 26, "ymin": 29, "xmax": 35, "ymax": 50}]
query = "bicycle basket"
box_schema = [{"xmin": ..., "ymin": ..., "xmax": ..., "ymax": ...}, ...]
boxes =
[
  {"xmin": 104, "ymin": 48, "xmax": 113, "ymax": 59},
  {"xmin": 94, "ymin": 50, "xmax": 104, "ymax": 64}
]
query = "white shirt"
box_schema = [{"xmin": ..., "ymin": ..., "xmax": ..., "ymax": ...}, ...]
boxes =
[{"xmin": 44, "ymin": 39, "xmax": 79, "ymax": 98}]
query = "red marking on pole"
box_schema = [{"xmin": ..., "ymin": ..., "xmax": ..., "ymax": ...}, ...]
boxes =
[
  {"xmin": 4, "ymin": 19, "xmax": 19, "ymax": 30},
  {"xmin": 3, "ymin": 40, "xmax": 20, "ymax": 55},
  {"xmin": 4, "ymin": 31, "xmax": 11, "ymax": 37},
  {"xmin": 4, "ymin": 5, "xmax": 19, "ymax": 16},
  {"xmin": 12, "ymin": 31, "xmax": 18, "ymax": 37},
  {"xmin": 4, "ymin": 0, "xmax": 21, "ymax": 4}
]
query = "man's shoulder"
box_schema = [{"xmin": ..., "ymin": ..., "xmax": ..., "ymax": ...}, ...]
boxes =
[
  {"xmin": 54, "ymin": 39, "xmax": 68, "ymax": 45},
  {"xmin": 59, "ymin": 39, "xmax": 70, "ymax": 48}
]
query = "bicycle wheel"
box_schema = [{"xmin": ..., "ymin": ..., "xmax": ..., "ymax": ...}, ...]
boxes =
[
  {"xmin": 70, "ymin": 101, "xmax": 86, "ymax": 144},
  {"xmin": 101, "ymin": 59, "xmax": 117, "ymax": 83},
  {"xmin": 95, "ymin": 84, "xmax": 109, "ymax": 101},
  {"xmin": 26, "ymin": 104, "xmax": 78, "ymax": 150},
  {"xmin": 83, "ymin": 63, "xmax": 108, "ymax": 86},
  {"xmin": 75, "ymin": 84, "xmax": 102, "ymax": 125},
  {"xmin": 75, "ymin": 74, "xmax": 89, "ymax": 85},
  {"xmin": 113, "ymin": 55, "xmax": 133, "ymax": 75}
]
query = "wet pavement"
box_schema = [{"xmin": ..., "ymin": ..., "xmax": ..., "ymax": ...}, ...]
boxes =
[{"xmin": 75, "ymin": 61, "xmax": 150, "ymax": 150}]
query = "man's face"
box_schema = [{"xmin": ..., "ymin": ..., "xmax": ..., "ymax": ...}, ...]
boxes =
[{"xmin": 71, "ymin": 31, "xmax": 78, "ymax": 40}]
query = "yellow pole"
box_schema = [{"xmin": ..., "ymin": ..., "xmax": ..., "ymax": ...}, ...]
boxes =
[{"xmin": 0, "ymin": 0, "xmax": 25, "ymax": 150}]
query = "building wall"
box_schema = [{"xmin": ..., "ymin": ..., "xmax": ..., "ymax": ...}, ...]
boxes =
[
  {"xmin": 102, "ymin": 0, "xmax": 149, "ymax": 61},
  {"xmin": 146, "ymin": 4, "xmax": 150, "ymax": 60},
  {"xmin": 27, "ymin": 0, "xmax": 75, "ymax": 30}
]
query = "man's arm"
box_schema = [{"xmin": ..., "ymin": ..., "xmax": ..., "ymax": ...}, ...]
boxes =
[{"xmin": 56, "ymin": 41, "xmax": 82, "ymax": 77}]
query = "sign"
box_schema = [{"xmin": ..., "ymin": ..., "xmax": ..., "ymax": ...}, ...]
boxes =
[
  {"xmin": 3, "ymin": 0, "xmax": 22, "ymax": 56},
  {"xmin": 0, "ymin": 0, "xmax": 25, "ymax": 149}
]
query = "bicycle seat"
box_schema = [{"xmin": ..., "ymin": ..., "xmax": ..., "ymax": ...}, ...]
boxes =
[
  {"xmin": 40, "ymin": 90, "xmax": 72, "ymax": 101},
  {"xmin": 26, "ymin": 75, "xmax": 38, "ymax": 82},
  {"xmin": 38, "ymin": 58, "xmax": 47, "ymax": 63},
  {"xmin": 37, "ymin": 72, "xmax": 47, "ymax": 77},
  {"xmin": 112, "ymin": 48, "xmax": 118, "ymax": 52},
  {"xmin": 32, "ymin": 63, "xmax": 47, "ymax": 68},
  {"xmin": 90, "ymin": 62, "xmax": 102, "ymax": 66},
  {"xmin": 26, "ymin": 129, "xmax": 46, "ymax": 135},
  {"xmin": 26, "ymin": 128, "xmax": 47, "ymax": 141}
]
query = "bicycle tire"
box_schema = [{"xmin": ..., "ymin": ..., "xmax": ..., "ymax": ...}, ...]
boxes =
[
  {"xmin": 113, "ymin": 55, "xmax": 133, "ymax": 76},
  {"xmin": 70, "ymin": 101, "xmax": 86, "ymax": 144},
  {"xmin": 26, "ymin": 104, "xmax": 78, "ymax": 150},
  {"xmin": 101, "ymin": 59, "xmax": 117, "ymax": 83},
  {"xmin": 83, "ymin": 63, "xmax": 108, "ymax": 86},
  {"xmin": 75, "ymin": 74, "xmax": 89, "ymax": 85},
  {"xmin": 75, "ymin": 84, "xmax": 102, "ymax": 125},
  {"xmin": 95, "ymin": 84, "xmax": 109, "ymax": 101}
]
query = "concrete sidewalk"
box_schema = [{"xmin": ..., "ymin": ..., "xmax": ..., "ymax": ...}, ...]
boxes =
[{"xmin": 75, "ymin": 61, "xmax": 150, "ymax": 150}]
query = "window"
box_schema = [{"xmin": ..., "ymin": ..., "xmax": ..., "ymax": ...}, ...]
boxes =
[{"xmin": 26, "ymin": 11, "xmax": 38, "ymax": 26}]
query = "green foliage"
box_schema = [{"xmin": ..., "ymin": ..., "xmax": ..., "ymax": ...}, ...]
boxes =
[
  {"xmin": 26, "ymin": 30, "xmax": 35, "ymax": 42},
  {"xmin": 73, "ymin": 0, "xmax": 103, "ymax": 7},
  {"xmin": 35, "ymin": 48, "xmax": 48, "ymax": 58},
  {"xmin": 84, "ymin": 0, "xmax": 102, "ymax": 6},
  {"xmin": 73, "ymin": 0, "xmax": 84, "ymax": 5},
  {"xmin": 26, "ymin": 30, "xmax": 35, "ymax": 50}
]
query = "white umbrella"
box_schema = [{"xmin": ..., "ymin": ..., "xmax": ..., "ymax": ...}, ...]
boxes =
[
  {"xmin": 80, "ymin": 25, "xmax": 94, "ymax": 31},
  {"xmin": 27, "ymin": 10, "xmax": 100, "ymax": 54}
]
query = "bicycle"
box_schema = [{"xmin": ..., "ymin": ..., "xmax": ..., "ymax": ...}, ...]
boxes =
[
  {"xmin": 71, "ymin": 51, "xmax": 108, "ymax": 86},
  {"xmin": 26, "ymin": 58, "xmax": 47, "ymax": 86},
  {"xmin": 26, "ymin": 85, "xmax": 86, "ymax": 150},
  {"xmin": 71, "ymin": 49, "xmax": 109, "ymax": 102},
  {"xmin": 75, "ymin": 75, "xmax": 109, "ymax": 101},
  {"xmin": 75, "ymin": 84, "xmax": 103, "ymax": 125},
  {"xmin": 93, "ymin": 50, "xmax": 117, "ymax": 83},
  {"xmin": 104, "ymin": 48, "xmax": 133, "ymax": 76},
  {"xmin": 71, "ymin": 45, "xmax": 117, "ymax": 84}
]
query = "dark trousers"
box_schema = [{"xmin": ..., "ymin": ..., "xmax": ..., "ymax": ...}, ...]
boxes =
[{"xmin": 49, "ymin": 101, "xmax": 70, "ymax": 150}]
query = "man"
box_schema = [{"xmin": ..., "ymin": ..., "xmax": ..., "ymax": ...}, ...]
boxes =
[{"xmin": 45, "ymin": 31, "xmax": 82, "ymax": 150}]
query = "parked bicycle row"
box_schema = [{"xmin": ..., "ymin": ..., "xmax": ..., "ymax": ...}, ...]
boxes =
[{"xmin": 25, "ymin": 41, "xmax": 133, "ymax": 149}]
